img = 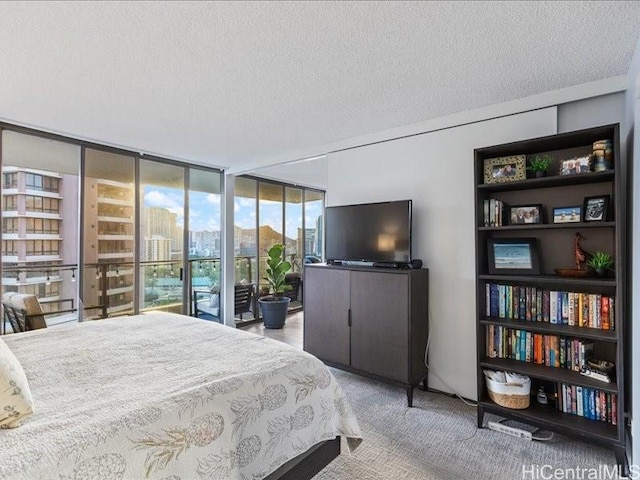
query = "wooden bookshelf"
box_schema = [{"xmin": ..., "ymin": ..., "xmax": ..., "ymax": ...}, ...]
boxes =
[{"xmin": 473, "ymin": 124, "xmax": 627, "ymax": 471}]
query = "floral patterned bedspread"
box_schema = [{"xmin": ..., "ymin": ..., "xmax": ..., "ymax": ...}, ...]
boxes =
[{"xmin": 1, "ymin": 313, "xmax": 362, "ymax": 479}]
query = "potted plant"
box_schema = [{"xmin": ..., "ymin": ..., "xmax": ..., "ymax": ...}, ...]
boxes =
[
  {"xmin": 586, "ymin": 251, "xmax": 614, "ymax": 277},
  {"xmin": 527, "ymin": 154, "xmax": 553, "ymax": 178},
  {"xmin": 258, "ymin": 244, "xmax": 292, "ymax": 328}
]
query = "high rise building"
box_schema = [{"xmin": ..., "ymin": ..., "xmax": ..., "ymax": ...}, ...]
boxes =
[
  {"xmin": 83, "ymin": 177, "xmax": 135, "ymax": 316},
  {"xmin": 142, "ymin": 206, "xmax": 182, "ymax": 259},
  {"xmin": 1, "ymin": 167, "xmax": 75, "ymax": 313}
]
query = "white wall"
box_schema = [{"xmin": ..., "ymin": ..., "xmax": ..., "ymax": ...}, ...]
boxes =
[
  {"xmin": 626, "ymin": 36, "xmax": 640, "ymax": 465},
  {"xmin": 326, "ymin": 107, "xmax": 557, "ymax": 399},
  {"xmin": 558, "ymin": 92, "xmax": 626, "ymax": 134},
  {"xmin": 245, "ymin": 156, "xmax": 328, "ymax": 190}
]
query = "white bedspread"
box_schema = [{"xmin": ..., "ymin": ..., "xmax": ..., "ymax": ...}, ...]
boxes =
[{"xmin": 0, "ymin": 313, "xmax": 361, "ymax": 479}]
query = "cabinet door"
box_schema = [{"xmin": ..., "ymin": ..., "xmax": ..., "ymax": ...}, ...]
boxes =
[
  {"xmin": 350, "ymin": 271, "xmax": 409, "ymax": 382},
  {"xmin": 303, "ymin": 267, "xmax": 351, "ymax": 366}
]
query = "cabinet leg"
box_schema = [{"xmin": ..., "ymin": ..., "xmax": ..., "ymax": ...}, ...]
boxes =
[
  {"xmin": 614, "ymin": 445, "xmax": 628, "ymax": 477},
  {"xmin": 406, "ymin": 386, "xmax": 414, "ymax": 408},
  {"xmin": 477, "ymin": 405, "xmax": 485, "ymax": 429},
  {"xmin": 422, "ymin": 376, "xmax": 428, "ymax": 391}
]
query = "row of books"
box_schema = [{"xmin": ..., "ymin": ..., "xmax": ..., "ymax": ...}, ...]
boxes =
[
  {"xmin": 482, "ymin": 198, "xmax": 508, "ymax": 226},
  {"xmin": 486, "ymin": 325, "xmax": 595, "ymax": 372},
  {"xmin": 558, "ymin": 383, "xmax": 617, "ymax": 425},
  {"xmin": 485, "ymin": 283, "xmax": 615, "ymax": 330}
]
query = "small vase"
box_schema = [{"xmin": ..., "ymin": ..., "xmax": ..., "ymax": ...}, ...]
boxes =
[{"xmin": 535, "ymin": 170, "xmax": 547, "ymax": 178}]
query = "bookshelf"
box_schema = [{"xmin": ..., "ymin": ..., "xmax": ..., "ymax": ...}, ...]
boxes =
[{"xmin": 473, "ymin": 124, "xmax": 627, "ymax": 469}]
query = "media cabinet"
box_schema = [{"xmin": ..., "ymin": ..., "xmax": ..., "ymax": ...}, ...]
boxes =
[{"xmin": 303, "ymin": 264, "xmax": 429, "ymax": 406}]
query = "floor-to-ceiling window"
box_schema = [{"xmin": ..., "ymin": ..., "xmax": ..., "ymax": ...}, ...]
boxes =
[
  {"xmin": 139, "ymin": 160, "xmax": 185, "ymax": 314},
  {"xmin": 0, "ymin": 124, "xmax": 222, "ymax": 331},
  {"xmin": 83, "ymin": 149, "xmax": 135, "ymax": 318},
  {"xmin": 234, "ymin": 177, "xmax": 257, "ymax": 287},
  {"xmin": 188, "ymin": 167, "xmax": 222, "ymax": 318},
  {"xmin": 258, "ymin": 182, "xmax": 284, "ymax": 296},
  {"xmin": 285, "ymin": 187, "xmax": 303, "ymax": 274},
  {"xmin": 232, "ymin": 175, "xmax": 324, "ymax": 324},
  {"xmin": 304, "ymin": 190, "xmax": 324, "ymax": 260},
  {"xmin": 1, "ymin": 130, "xmax": 80, "ymax": 326}
]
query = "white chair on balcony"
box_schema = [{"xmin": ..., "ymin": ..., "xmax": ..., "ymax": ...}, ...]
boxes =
[{"xmin": 2, "ymin": 293, "xmax": 48, "ymax": 333}]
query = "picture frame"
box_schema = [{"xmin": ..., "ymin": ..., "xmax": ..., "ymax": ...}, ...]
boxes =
[
  {"xmin": 487, "ymin": 238, "xmax": 540, "ymax": 275},
  {"xmin": 553, "ymin": 206, "xmax": 582, "ymax": 224},
  {"xmin": 582, "ymin": 195, "xmax": 609, "ymax": 222},
  {"xmin": 509, "ymin": 204, "xmax": 542, "ymax": 225},
  {"xmin": 483, "ymin": 155, "xmax": 526, "ymax": 184},
  {"xmin": 560, "ymin": 156, "xmax": 591, "ymax": 175}
]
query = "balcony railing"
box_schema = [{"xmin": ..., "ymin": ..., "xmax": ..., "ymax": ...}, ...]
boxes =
[{"xmin": 1, "ymin": 254, "xmax": 301, "ymax": 333}]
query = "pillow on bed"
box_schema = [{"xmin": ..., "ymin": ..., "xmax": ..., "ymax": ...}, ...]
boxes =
[{"xmin": 0, "ymin": 338, "xmax": 34, "ymax": 428}]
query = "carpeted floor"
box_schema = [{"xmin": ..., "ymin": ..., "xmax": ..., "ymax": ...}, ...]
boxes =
[{"xmin": 315, "ymin": 369, "xmax": 617, "ymax": 480}]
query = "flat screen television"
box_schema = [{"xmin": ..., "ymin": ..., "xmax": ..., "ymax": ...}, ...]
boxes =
[{"xmin": 325, "ymin": 200, "xmax": 412, "ymax": 264}]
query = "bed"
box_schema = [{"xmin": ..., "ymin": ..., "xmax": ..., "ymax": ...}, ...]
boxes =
[{"xmin": 0, "ymin": 312, "xmax": 362, "ymax": 479}]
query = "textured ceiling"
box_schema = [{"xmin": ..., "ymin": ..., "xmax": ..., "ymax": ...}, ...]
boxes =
[{"xmin": 0, "ymin": 1, "xmax": 639, "ymax": 172}]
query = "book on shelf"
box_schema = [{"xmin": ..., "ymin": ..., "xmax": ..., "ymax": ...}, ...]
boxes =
[
  {"xmin": 484, "ymin": 283, "xmax": 615, "ymax": 331},
  {"xmin": 486, "ymin": 325, "xmax": 598, "ymax": 372},
  {"xmin": 557, "ymin": 383, "xmax": 616, "ymax": 425},
  {"xmin": 483, "ymin": 198, "xmax": 509, "ymax": 226}
]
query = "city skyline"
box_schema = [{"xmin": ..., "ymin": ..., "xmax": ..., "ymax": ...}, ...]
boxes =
[{"xmin": 144, "ymin": 185, "xmax": 323, "ymax": 238}]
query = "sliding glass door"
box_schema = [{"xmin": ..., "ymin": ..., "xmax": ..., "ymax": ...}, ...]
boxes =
[
  {"xmin": 1, "ymin": 130, "xmax": 81, "ymax": 327},
  {"xmin": 139, "ymin": 160, "xmax": 185, "ymax": 314},
  {"xmin": 188, "ymin": 167, "xmax": 222, "ymax": 320},
  {"xmin": 83, "ymin": 149, "xmax": 136, "ymax": 318}
]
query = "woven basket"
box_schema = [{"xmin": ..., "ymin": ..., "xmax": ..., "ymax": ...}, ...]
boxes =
[{"xmin": 485, "ymin": 374, "xmax": 531, "ymax": 410}]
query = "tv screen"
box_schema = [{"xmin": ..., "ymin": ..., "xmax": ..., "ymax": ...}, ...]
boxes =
[{"xmin": 325, "ymin": 200, "xmax": 412, "ymax": 264}]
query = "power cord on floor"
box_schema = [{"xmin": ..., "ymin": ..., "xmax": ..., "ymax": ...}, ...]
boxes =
[
  {"xmin": 423, "ymin": 308, "xmax": 477, "ymax": 407},
  {"xmin": 423, "ymin": 310, "xmax": 556, "ymax": 440}
]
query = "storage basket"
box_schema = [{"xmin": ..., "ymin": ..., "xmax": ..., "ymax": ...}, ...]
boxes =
[{"xmin": 484, "ymin": 371, "xmax": 531, "ymax": 410}]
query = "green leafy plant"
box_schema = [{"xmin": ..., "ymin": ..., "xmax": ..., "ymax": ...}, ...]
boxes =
[
  {"xmin": 263, "ymin": 244, "xmax": 292, "ymax": 296},
  {"xmin": 586, "ymin": 251, "xmax": 614, "ymax": 271},
  {"xmin": 527, "ymin": 154, "xmax": 553, "ymax": 172}
]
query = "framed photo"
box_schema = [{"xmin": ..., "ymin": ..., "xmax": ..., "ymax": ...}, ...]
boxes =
[
  {"xmin": 509, "ymin": 204, "xmax": 542, "ymax": 225},
  {"xmin": 487, "ymin": 238, "xmax": 540, "ymax": 275},
  {"xmin": 483, "ymin": 155, "xmax": 526, "ymax": 184},
  {"xmin": 583, "ymin": 195, "xmax": 609, "ymax": 222},
  {"xmin": 560, "ymin": 156, "xmax": 591, "ymax": 175},
  {"xmin": 553, "ymin": 206, "xmax": 581, "ymax": 224}
]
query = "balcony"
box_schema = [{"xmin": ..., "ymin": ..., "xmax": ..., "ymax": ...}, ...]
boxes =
[
  {"xmin": 2, "ymin": 233, "xmax": 63, "ymax": 241},
  {"xmin": 97, "ymin": 215, "xmax": 134, "ymax": 223},
  {"xmin": 25, "ymin": 189, "xmax": 62, "ymax": 200},
  {"xmin": 98, "ymin": 234, "xmax": 135, "ymax": 241},
  {"xmin": 24, "ymin": 254, "xmax": 63, "ymax": 262},
  {"xmin": 97, "ymin": 251, "xmax": 134, "ymax": 260},
  {"xmin": 97, "ymin": 196, "xmax": 134, "ymax": 206},
  {"xmin": 105, "ymin": 285, "xmax": 135, "ymax": 295}
]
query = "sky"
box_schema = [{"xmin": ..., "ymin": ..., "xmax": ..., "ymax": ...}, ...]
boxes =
[{"xmin": 143, "ymin": 185, "xmax": 323, "ymax": 235}]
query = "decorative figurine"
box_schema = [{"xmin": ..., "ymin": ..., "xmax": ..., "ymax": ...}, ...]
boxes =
[{"xmin": 574, "ymin": 232, "xmax": 588, "ymax": 270}]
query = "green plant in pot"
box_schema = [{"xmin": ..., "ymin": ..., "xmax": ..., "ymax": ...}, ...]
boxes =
[
  {"xmin": 258, "ymin": 244, "xmax": 292, "ymax": 329},
  {"xmin": 527, "ymin": 154, "xmax": 553, "ymax": 178},
  {"xmin": 586, "ymin": 251, "xmax": 614, "ymax": 277}
]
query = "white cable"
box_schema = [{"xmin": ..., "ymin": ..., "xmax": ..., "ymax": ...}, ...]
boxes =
[{"xmin": 424, "ymin": 309, "xmax": 477, "ymax": 407}]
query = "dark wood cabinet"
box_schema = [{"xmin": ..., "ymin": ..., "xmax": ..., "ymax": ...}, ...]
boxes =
[
  {"xmin": 304, "ymin": 264, "xmax": 428, "ymax": 406},
  {"xmin": 474, "ymin": 124, "xmax": 627, "ymax": 470},
  {"xmin": 303, "ymin": 267, "xmax": 351, "ymax": 366}
]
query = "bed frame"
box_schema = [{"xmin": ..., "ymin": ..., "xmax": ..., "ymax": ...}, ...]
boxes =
[{"xmin": 266, "ymin": 437, "xmax": 340, "ymax": 480}]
